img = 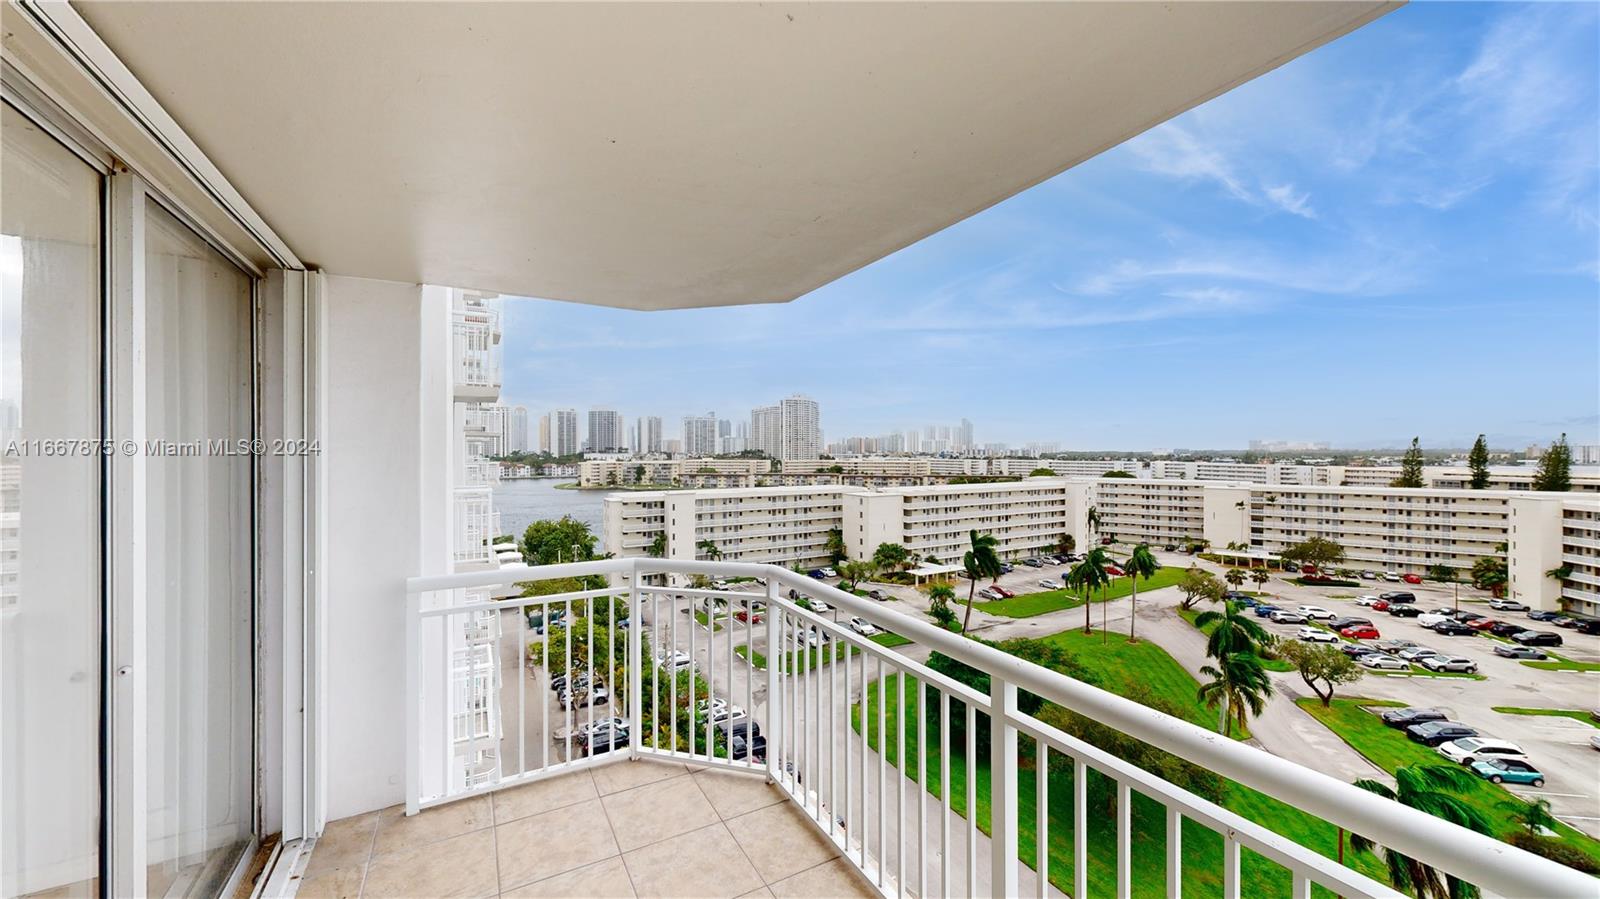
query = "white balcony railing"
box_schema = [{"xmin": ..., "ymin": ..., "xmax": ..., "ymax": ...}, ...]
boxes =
[
  {"xmin": 452, "ymin": 486, "xmax": 495, "ymax": 565},
  {"xmin": 451, "ymin": 307, "xmax": 502, "ymax": 399},
  {"xmin": 404, "ymin": 559, "xmax": 1593, "ymax": 899}
]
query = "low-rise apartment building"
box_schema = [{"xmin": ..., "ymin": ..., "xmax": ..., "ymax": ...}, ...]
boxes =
[
  {"xmin": 1328, "ymin": 465, "xmax": 1600, "ymax": 492},
  {"xmin": 578, "ymin": 456, "xmax": 773, "ymax": 487}
]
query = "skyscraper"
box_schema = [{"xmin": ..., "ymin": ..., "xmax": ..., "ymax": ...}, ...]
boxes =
[
  {"xmin": 552, "ymin": 409, "xmax": 579, "ymax": 456},
  {"xmin": 778, "ymin": 394, "xmax": 821, "ymax": 461},
  {"xmin": 637, "ymin": 416, "xmax": 663, "ymax": 454},
  {"xmin": 750, "ymin": 405, "xmax": 781, "ymax": 458},
  {"xmin": 537, "ymin": 413, "xmax": 551, "ymax": 453},
  {"xmin": 958, "ymin": 418, "xmax": 974, "ymax": 451},
  {"xmin": 587, "ymin": 409, "xmax": 624, "ymax": 452},
  {"xmin": 508, "ymin": 405, "xmax": 529, "ymax": 453},
  {"xmin": 682, "ymin": 412, "xmax": 718, "ymax": 456}
]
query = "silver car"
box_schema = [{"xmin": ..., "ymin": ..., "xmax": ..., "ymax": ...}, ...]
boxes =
[{"xmin": 1360, "ymin": 654, "xmax": 1409, "ymax": 670}]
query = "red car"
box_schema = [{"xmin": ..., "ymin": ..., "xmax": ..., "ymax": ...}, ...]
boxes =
[
  {"xmin": 990, "ymin": 585, "xmax": 1016, "ymax": 599},
  {"xmin": 1468, "ymin": 617, "xmax": 1499, "ymax": 630},
  {"xmin": 735, "ymin": 610, "xmax": 763, "ymax": 624},
  {"xmin": 1402, "ymin": 573, "xmax": 1423, "ymax": 585},
  {"xmin": 1372, "ymin": 600, "xmax": 1391, "ymax": 612},
  {"xmin": 1340, "ymin": 625, "xmax": 1380, "ymax": 640},
  {"xmin": 1104, "ymin": 565, "xmax": 1125, "ymax": 577}
]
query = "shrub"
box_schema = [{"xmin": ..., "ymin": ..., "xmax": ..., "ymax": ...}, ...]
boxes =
[{"xmin": 1505, "ymin": 832, "xmax": 1600, "ymax": 874}]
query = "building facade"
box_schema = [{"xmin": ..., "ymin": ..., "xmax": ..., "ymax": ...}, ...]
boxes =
[
  {"xmin": 552, "ymin": 408, "xmax": 579, "ymax": 456},
  {"xmin": 587, "ymin": 408, "xmax": 625, "ymax": 452}
]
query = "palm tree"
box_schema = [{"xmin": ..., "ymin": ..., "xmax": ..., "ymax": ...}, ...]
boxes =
[
  {"xmin": 1194, "ymin": 599, "xmax": 1271, "ymax": 660},
  {"xmin": 1501, "ymin": 796, "xmax": 1558, "ymax": 836},
  {"xmin": 1197, "ymin": 652, "xmax": 1272, "ymax": 736},
  {"xmin": 927, "ymin": 582, "xmax": 958, "ymax": 630},
  {"xmin": 1068, "ymin": 547, "xmax": 1112, "ymax": 634},
  {"xmin": 1250, "ymin": 568, "xmax": 1270, "ymax": 595},
  {"xmin": 1122, "ymin": 544, "xmax": 1161, "ymax": 643},
  {"xmin": 1352, "ymin": 765, "xmax": 1493, "ymax": 899},
  {"xmin": 1085, "ymin": 506, "xmax": 1101, "ymax": 544},
  {"xmin": 960, "ymin": 530, "xmax": 1002, "ymax": 634},
  {"xmin": 1224, "ymin": 568, "xmax": 1246, "ymax": 591},
  {"xmin": 696, "ymin": 539, "xmax": 722, "ymax": 561},
  {"xmin": 839, "ymin": 559, "xmax": 877, "ymax": 592}
]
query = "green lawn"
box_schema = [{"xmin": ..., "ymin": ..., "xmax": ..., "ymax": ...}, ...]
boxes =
[
  {"xmin": 692, "ymin": 610, "xmax": 724, "ymax": 632},
  {"xmin": 848, "ymin": 631, "xmax": 1391, "ymax": 897},
  {"xmin": 1491, "ymin": 706, "xmax": 1600, "ymax": 726},
  {"xmin": 1297, "ymin": 698, "xmax": 1600, "ymax": 869},
  {"xmin": 734, "ymin": 645, "xmax": 767, "ymax": 670},
  {"xmin": 871, "ymin": 631, "xmax": 913, "ymax": 648},
  {"xmin": 975, "ymin": 568, "xmax": 1188, "ymax": 618},
  {"xmin": 1522, "ymin": 655, "xmax": 1600, "ymax": 672}
]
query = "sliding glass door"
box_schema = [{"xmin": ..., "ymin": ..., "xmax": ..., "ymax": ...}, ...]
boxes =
[{"xmin": 0, "ymin": 99, "xmax": 104, "ymax": 899}]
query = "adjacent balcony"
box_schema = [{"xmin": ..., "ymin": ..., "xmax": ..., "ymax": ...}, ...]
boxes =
[
  {"xmin": 452, "ymin": 306, "xmax": 503, "ymax": 403},
  {"xmin": 374, "ymin": 559, "xmax": 1590, "ymax": 899},
  {"xmin": 453, "ymin": 486, "xmax": 496, "ymax": 568}
]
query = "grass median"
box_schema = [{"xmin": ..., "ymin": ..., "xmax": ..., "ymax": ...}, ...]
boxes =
[{"xmin": 974, "ymin": 567, "xmax": 1186, "ymax": 618}]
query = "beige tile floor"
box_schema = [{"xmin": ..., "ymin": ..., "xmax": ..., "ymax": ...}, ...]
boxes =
[{"xmin": 294, "ymin": 760, "xmax": 878, "ymax": 899}]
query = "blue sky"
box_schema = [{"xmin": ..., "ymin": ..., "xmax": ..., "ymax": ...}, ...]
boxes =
[{"xmin": 502, "ymin": 2, "xmax": 1599, "ymax": 451}]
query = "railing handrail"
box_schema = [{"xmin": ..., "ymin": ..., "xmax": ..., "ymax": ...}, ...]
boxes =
[{"xmin": 405, "ymin": 557, "xmax": 1595, "ymax": 898}]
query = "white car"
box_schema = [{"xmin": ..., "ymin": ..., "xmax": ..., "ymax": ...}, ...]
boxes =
[
  {"xmin": 1397, "ymin": 646, "xmax": 1439, "ymax": 662},
  {"xmin": 1270, "ymin": 610, "xmax": 1307, "ymax": 624},
  {"xmin": 819, "ymin": 567, "xmax": 838, "ymax": 578},
  {"xmin": 1383, "ymin": 572, "xmax": 1401, "ymax": 582},
  {"xmin": 1297, "ymin": 605, "xmax": 1335, "ymax": 620},
  {"xmin": 848, "ymin": 616, "xmax": 880, "ymax": 636},
  {"xmin": 1419, "ymin": 655, "xmax": 1477, "ymax": 674},
  {"xmin": 1489, "ymin": 598, "xmax": 1530, "ymax": 612},
  {"xmin": 1038, "ymin": 579, "xmax": 1061, "ymax": 589},
  {"xmin": 1359, "ymin": 654, "xmax": 1409, "ymax": 670},
  {"xmin": 1297, "ymin": 626, "xmax": 1339, "ymax": 643},
  {"xmin": 1416, "ymin": 613, "xmax": 1451, "ymax": 629},
  {"xmin": 978, "ymin": 588, "xmax": 1003, "ymax": 600},
  {"xmin": 1355, "ymin": 595, "xmax": 1381, "ymax": 607},
  {"xmin": 1437, "ymin": 738, "xmax": 1528, "ymax": 766},
  {"xmin": 695, "ymin": 698, "xmax": 746, "ymax": 724},
  {"xmin": 807, "ymin": 599, "xmax": 833, "ymax": 614},
  {"xmin": 656, "ymin": 649, "xmax": 692, "ymax": 671}
]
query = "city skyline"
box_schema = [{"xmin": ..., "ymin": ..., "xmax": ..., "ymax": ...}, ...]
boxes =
[{"xmin": 500, "ymin": 2, "xmax": 1598, "ymax": 450}]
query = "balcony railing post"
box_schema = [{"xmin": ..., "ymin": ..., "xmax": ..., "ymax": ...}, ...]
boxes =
[
  {"xmin": 404, "ymin": 587, "xmax": 420, "ymax": 816},
  {"xmin": 990, "ymin": 675, "xmax": 1019, "ymax": 898},
  {"xmin": 627, "ymin": 559, "xmax": 643, "ymax": 759},
  {"xmin": 765, "ymin": 576, "xmax": 782, "ymax": 783}
]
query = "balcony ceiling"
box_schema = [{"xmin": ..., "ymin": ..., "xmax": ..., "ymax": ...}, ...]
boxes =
[{"xmin": 74, "ymin": 1, "xmax": 1395, "ymax": 310}]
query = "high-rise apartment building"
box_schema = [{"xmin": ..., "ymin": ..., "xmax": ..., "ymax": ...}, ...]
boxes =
[
  {"xmin": 507, "ymin": 405, "xmax": 529, "ymax": 453},
  {"xmin": 904, "ymin": 429, "xmax": 920, "ymax": 453},
  {"xmin": 779, "ymin": 394, "xmax": 821, "ymax": 461},
  {"xmin": 537, "ymin": 413, "xmax": 551, "ymax": 453},
  {"xmin": 587, "ymin": 408, "xmax": 624, "ymax": 452},
  {"xmin": 750, "ymin": 404, "xmax": 781, "ymax": 458},
  {"xmin": 552, "ymin": 409, "xmax": 579, "ymax": 456},
  {"xmin": 682, "ymin": 412, "xmax": 719, "ymax": 456},
  {"xmin": 634, "ymin": 415, "xmax": 663, "ymax": 454},
  {"xmin": 958, "ymin": 418, "xmax": 974, "ymax": 451}
]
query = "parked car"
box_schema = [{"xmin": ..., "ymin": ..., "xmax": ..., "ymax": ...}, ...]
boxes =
[
  {"xmin": 1374, "ymin": 639, "xmax": 1417, "ymax": 653},
  {"xmin": 1297, "ymin": 605, "xmax": 1335, "ymax": 620},
  {"xmin": 1432, "ymin": 621, "xmax": 1476, "ymax": 637},
  {"xmin": 1437, "ymin": 738, "xmax": 1527, "ymax": 766},
  {"xmin": 991, "ymin": 586, "xmax": 1015, "ymax": 599},
  {"xmin": 1297, "ymin": 626, "xmax": 1339, "ymax": 643},
  {"xmin": 1511, "ymin": 630, "xmax": 1563, "ymax": 647},
  {"xmin": 1489, "ymin": 599, "xmax": 1529, "ymax": 612},
  {"xmin": 1406, "ymin": 721, "xmax": 1479, "ymax": 747},
  {"xmin": 695, "ymin": 697, "xmax": 746, "ymax": 724},
  {"xmin": 865, "ymin": 589, "xmax": 886, "ymax": 601},
  {"xmin": 1253, "ymin": 604, "xmax": 1281, "ymax": 618},
  {"xmin": 734, "ymin": 609, "xmax": 763, "ymax": 624},
  {"xmin": 1487, "ymin": 621, "xmax": 1528, "ymax": 638},
  {"xmin": 848, "ymin": 616, "xmax": 880, "ymax": 637},
  {"xmin": 1380, "ymin": 707, "xmax": 1446, "ymax": 728},
  {"xmin": 1383, "ymin": 572, "xmax": 1402, "ymax": 582},
  {"xmin": 1527, "ymin": 609, "xmax": 1561, "ymax": 622},
  {"xmin": 1023, "ymin": 558, "xmax": 1044, "ymax": 568},
  {"xmin": 1360, "ymin": 654, "xmax": 1409, "ymax": 671},
  {"xmin": 1419, "ymin": 655, "xmax": 1477, "ymax": 673},
  {"xmin": 1467, "ymin": 618, "xmax": 1500, "ymax": 631},
  {"xmin": 1417, "ymin": 613, "xmax": 1451, "ymax": 629},
  {"xmin": 582, "ymin": 723, "xmax": 630, "ymax": 756},
  {"xmin": 978, "ymin": 588, "xmax": 1003, "ymax": 601},
  {"xmin": 1397, "ymin": 646, "xmax": 1439, "ymax": 662},
  {"xmin": 1270, "ymin": 610, "xmax": 1307, "ymax": 624},
  {"xmin": 559, "ymin": 679, "xmax": 609, "ymax": 710},
  {"xmin": 1380, "ymin": 591, "xmax": 1418, "ymax": 604},
  {"xmin": 1372, "ymin": 600, "xmax": 1392, "ymax": 612},
  {"xmin": 808, "ymin": 600, "xmax": 833, "ymax": 614},
  {"xmin": 1402, "ymin": 573, "xmax": 1424, "ymax": 585},
  {"xmin": 1328, "ymin": 616, "xmax": 1373, "ymax": 631},
  {"xmin": 1355, "ymin": 595, "xmax": 1381, "ymax": 607},
  {"xmin": 1452, "ymin": 609, "xmax": 1487, "ymax": 622},
  {"xmin": 1341, "ymin": 643, "xmax": 1380, "ymax": 658},
  {"xmin": 1038, "ymin": 579, "xmax": 1061, "ymax": 589},
  {"xmin": 1579, "ymin": 619, "xmax": 1600, "ymax": 635},
  {"xmin": 1360, "ymin": 570, "xmax": 1379, "ymax": 580},
  {"xmin": 1340, "ymin": 625, "xmax": 1381, "ymax": 640},
  {"xmin": 1492, "ymin": 644, "xmax": 1547, "ymax": 660},
  {"xmin": 656, "ymin": 650, "xmax": 693, "ymax": 672},
  {"xmin": 1553, "ymin": 616, "xmax": 1578, "ymax": 629},
  {"xmin": 1470, "ymin": 758, "xmax": 1545, "ymax": 787},
  {"xmin": 1388, "ymin": 604, "xmax": 1423, "ymax": 618},
  {"xmin": 1104, "ymin": 565, "xmax": 1125, "ymax": 577},
  {"xmin": 807, "ymin": 569, "xmax": 827, "ymax": 580}
]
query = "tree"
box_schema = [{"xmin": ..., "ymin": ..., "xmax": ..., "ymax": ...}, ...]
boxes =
[
  {"xmin": 695, "ymin": 539, "xmax": 723, "ymax": 562},
  {"xmin": 824, "ymin": 528, "xmax": 847, "ymax": 565},
  {"xmin": 1223, "ymin": 568, "xmax": 1246, "ymax": 591},
  {"xmin": 872, "ymin": 542, "xmax": 911, "ymax": 572},
  {"xmin": 520, "ymin": 516, "xmax": 598, "ymax": 565},
  {"xmin": 1122, "ymin": 544, "xmax": 1161, "ymax": 643},
  {"xmin": 1085, "ymin": 505, "xmax": 1101, "ymax": 542},
  {"xmin": 1067, "ymin": 547, "xmax": 1112, "ymax": 634},
  {"xmin": 960, "ymin": 530, "xmax": 1003, "ymax": 634},
  {"xmin": 1197, "ymin": 652, "xmax": 1272, "ymax": 736},
  {"xmin": 1277, "ymin": 641, "xmax": 1363, "ymax": 706},
  {"xmin": 1177, "ymin": 566, "xmax": 1223, "ymax": 611},
  {"xmin": 1467, "ymin": 435, "xmax": 1490, "ymax": 489},
  {"xmin": 926, "ymin": 583, "xmax": 958, "ymax": 630},
  {"xmin": 1279, "ymin": 536, "xmax": 1346, "ymax": 573},
  {"xmin": 1056, "ymin": 533, "xmax": 1076, "ymax": 556},
  {"xmin": 1250, "ymin": 568, "xmax": 1270, "ymax": 594},
  {"xmin": 1501, "ymin": 796, "xmax": 1558, "ymax": 837},
  {"xmin": 646, "ymin": 533, "xmax": 667, "ymax": 559},
  {"xmin": 1351, "ymin": 765, "xmax": 1493, "ymax": 899},
  {"xmin": 1101, "ymin": 470, "xmax": 1136, "ymax": 479},
  {"xmin": 1194, "ymin": 599, "xmax": 1271, "ymax": 660},
  {"xmin": 1426, "ymin": 564, "xmax": 1456, "ymax": 582},
  {"xmin": 1533, "ymin": 433, "xmax": 1572, "ymax": 492},
  {"xmin": 839, "ymin": 559, "xmax": 877, "ymax": 591},
  {"xmin": 1392, "ymin": 437, "xmax": 1425, "ymax": 488},
  {"xmin": 1470, "ymin": 556, "xmax": 1508, "ymax": 597},
  {"xmin": 1029, "ymin": 467, "xmax": 1056, "ymax": 477}
]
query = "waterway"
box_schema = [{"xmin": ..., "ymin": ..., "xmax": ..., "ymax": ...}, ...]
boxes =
[{"xmin": 492, "ymin": 478, "xmax": 617, "ymax": 549}]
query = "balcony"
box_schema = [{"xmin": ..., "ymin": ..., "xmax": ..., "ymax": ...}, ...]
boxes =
[
  {"xmin": 383, "ymin": 559, "xmax": 1587, "ymax": 899},
  {"xmin": 453, "ymin": 486, "xmax": 496, "ymax": 567},
  {"xmin": 452, "ymin": 306, "xmax": 503, "ymax": 403}
]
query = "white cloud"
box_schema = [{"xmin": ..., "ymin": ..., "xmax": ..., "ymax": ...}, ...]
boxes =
[
  {"xmin": 1129, "ymin": 124, "xmax": 1319, "ymax": 221},
  {"xmin": 1263, "ymin": 184, "xmax": 1317, "ymax": 219}
]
